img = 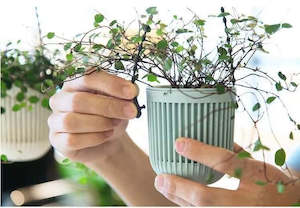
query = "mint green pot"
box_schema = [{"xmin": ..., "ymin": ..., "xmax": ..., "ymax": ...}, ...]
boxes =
[{"xmin": 146, "ymin": 86, "xmax": 236, "ymax": 184}]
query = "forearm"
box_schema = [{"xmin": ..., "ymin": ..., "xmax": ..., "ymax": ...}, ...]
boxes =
[{"xmin": 87, "ymin": 133, "xmax": 175, "ymax": 206}]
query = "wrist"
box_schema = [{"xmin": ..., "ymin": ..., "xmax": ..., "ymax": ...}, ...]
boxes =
[{"xmin": 85, "ymin": 132, "xmax": 131, "ymax": 170}]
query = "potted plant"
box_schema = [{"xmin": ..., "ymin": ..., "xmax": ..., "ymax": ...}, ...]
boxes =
[
  {"xmin": 45, "ymin": 6, "xmax": 299, "ymax": 185},
  {"xmin": 1, "ymin": 42, "xmax": 60, "ymax": 162}
]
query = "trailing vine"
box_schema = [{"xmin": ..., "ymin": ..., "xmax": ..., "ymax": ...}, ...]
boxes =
[{"xmin": 38, "ymin": 6, "xmax": 300, "ymax": 194}]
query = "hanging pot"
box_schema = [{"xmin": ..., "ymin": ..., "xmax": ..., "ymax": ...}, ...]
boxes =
[{"xmin": 1, "ymin": 88, "xmax": 51, "ymax": 162}]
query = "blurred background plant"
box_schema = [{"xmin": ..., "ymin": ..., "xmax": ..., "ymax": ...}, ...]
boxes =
[
  {"xmin": 1, "ymin": 7, "xmax": 125, "ymax": 206},
  {"xmin": 58, "ymin": 159, "xmax": 125, "ymax": 206},
  {"xmin": 1, "ymin": 42, "xmax": 59, "ymax": 114}
]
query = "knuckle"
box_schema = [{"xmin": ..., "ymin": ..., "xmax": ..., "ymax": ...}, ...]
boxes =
[
  {"xmin": 71, "ymin": 92, "xmax": 84, "ymax": 111},
  {"xmin": 192, "ymin": 189, "xmax": 204, "ymax": 205},
  {"xmin": 81, "ymin": 75, "xmax": 91, "ymax": 88},
  {"xmin": 165, "ymin": 177, "xmax": 177, "ymax": 194},
  {"xmin": 47, "ymin": 113, "xmax": 55, "ymax": 128},
  {"xmin": 106, "ymin": 97, "xmax": 115, "ymax": 116},
  {"xmin": 62, "ymin": 113, "xmax": 76, "ymax": 130},
  {"xmin": 48, "ymin": 132, "xmax": 55, "ymax": 145},
  {"xmin": 49, "ymin": 94, "xmax": 57, "ymax": 110},
  {"xmin": 65, "ymin": 134, "xmax": 79, "ymax": 149}
]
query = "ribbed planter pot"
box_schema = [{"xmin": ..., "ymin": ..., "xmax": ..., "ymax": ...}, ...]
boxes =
[
  {"xmin": 1, "ymin": 88, "xmax": 51, "ymax": 162},
  {"xmin": 146, "ymin": 86, "xmax": 236, "ymax": 184}
]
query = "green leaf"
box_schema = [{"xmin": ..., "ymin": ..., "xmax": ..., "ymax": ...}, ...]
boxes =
[
  {"xmin": 193, "ymin": 19, "xmax": 205, "ymax": 26},
  {"xmin": 1, "ymin": 154, "xmax": 8, "ymax": 162},
  {"xmin": 122, "ymin": 54, "xmax": 130, "ymax": 60},
  {"xmin": 218, "ymin": 12, "xmax": 230, "ymax": 17},
  {"xmin": 291, "ymin": 82, "xmax": 298, "ymax": 87},
  {"xmin": 147, "ymin": 74, "xmax": 159, "ymax": 82},
  {"xmin": 175, "ymin": 45, "xmax": 184, "ymax": 53},
  {"xmin": 278, "ymin": 71, "xmax": 287, "ymax": 81},
  {"xmin": 252, "ymin": 103, "xmax": 261, "ymax": 111},
  {"xmin": 74, "ymin": 43, "xmax": 82, "ymax": 52},
  {"xmin": 176, "ymin": 28, "xmax": 191, "ymax": 34},
  {"xmin": 94, "ymin": 13, "xmax": 104, "ymax": 23},
  {"xmin": 79, "ymin": 177, "xmax": 88, "ymax": 185},
  {"xmin": 275, "ymin": 148, "xmax": 286, "ymax": 166},
  {"xmin": 237, "ymin": 151, "xmax": 252, "ymax": 159},
  {"xmin": 28, "ymin": 96, "xmax": 39, "ymax": 104},
  {"xmin": 62, "ymin": 158, "xmax": 71, "ymax": 164},
  {"xmin": 255, "ymin": 180, "xmax": 267, "ymax": 186},
  {"xmin": 131, "ymin": 36, "xmax": 142, "ymax": 43},
  {"xmin": 1, "ymin": 107, "xmax": 5, "ymax": 114},
  {"xmin": 66, "ymin": 67, "xmax": 75, "ymax": 76},
  {"xmin": 297, "ymin": 124, "xmax": 300, "ymax": 130},
  {"xmin": 20, "ymin": 102, "xmax": 26, "ymax": 108},
  {"xmin": 66, "ymin": 53, "xmax": 73, "ymax": 62},
  {"xmin": 12, "ymin": 104, "xmax": 21, "ymax": 112},
  {"xmin": 41, "ymin": 98, "xmax": 50, "ymax": 108},
  {"xmin": 66, "ymin": 53, "xmax": 73, "ymax": 61},
  {"xmin": 47, "ymin": 32, "xmax": 55, "ymax": 39},
  {"xmin": 64, "ymin": 43, "xmax": 72, "ymax": 51},
  {"xmin": 282, "ymin": 23, "xmax": 292, "ymax": 28},
  {"xmin": 146, "ymin": 19, "xmax": 153, "ymax": 25},
  {"xmin": 234, "ymin": 168, "xmax": 242, "ymax": 179},
  {"xmin": 106, "ymin": 39, "xmax": 114, "ymax": 49},
  {"xmin": 109, "ymin": 20, "xmax": 117, "ymax": 26},
  {"xmin": 156, "ymin": 28, "xmax": 163, "ymax": 36},
  {"xmin": 14, "ymin": 80, "xmax": 22, "ymax": 88},
  {"xmin": 163, "ymin": 57, "xmax": 172, "ymax": 71},
  {"xmin": 16, "ymin": 92, "xmax": 25, "ymax": 102},
  {"xmin": 266, "ymin": 96, "xmax": 276, "ymax": 104},
  {"xmin": 45, "ymin": 79, "xmax": 54, "ymax": 87},
  {"xmin": 201, "ymin": 59, "xmax": 212, "ymax": 65},
  {"xmin": 92, "ymin": 44, "xmax": 103, "ymax": 51},
  {"xmin": 230, "ymin": 18, "xmax": 239, "ymax": 24},
  {"xmin": 157, "ymin": 39, "xmax": 168, "ymax": 50},
  {"xmin": 216, "ymin": 84, "xmax": 225, "ymax": 94},
  {"xmin": 146, "ymin": 7, "xmax": 158, "ymax": 15},
  {"xmin": 230, "ymin": 102, "xmax": 239, "ymax": 109},
  {"xmin": 76, "ymin": 67, "xmax": 85, "ymax": 74},
  {"xmin": 264, "ymin": 24, "xmax": 281, "ymax": 35},
  {"xmin": 218, "ymin": 47, "xmax": 229, "ymax": 61},
  {"xmin": 171, "ymin": 42, "xmax": 179, "ymax": 47},
  {"xmin": 6, "ymin": 41, "xmax": 12, "ymax": 47},
  {"xmin": 275, "ymin": 82, "xmax": 283, "ymax": 91},
  {"xmin": 277, "ymin": 181, "xmax": 285, "ymax": 193},
  {"xmin": 28, "ymin": 105, "xmax": 33, "ymax": 111},
  {"xmin": 289, "ymin": 131, "xmax": 294, "ymax": 140},
  {"xmin": 114, "ymin": 60, "xmax": 125, "ymax": 70},
  {"xmin": 253, "ymin": 139, "xmax": 270, "ymax": 151}
]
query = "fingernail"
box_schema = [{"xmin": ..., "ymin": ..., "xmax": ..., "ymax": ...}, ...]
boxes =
[
  {"xmin": 155, "ymin": 175, "xmax": 164, "ymax": 190},
  {"xmin": 123, "ymin": 104, "xmax": 137, "ymax": 118},
  {"xmin": 123, "ymin": 85, "xmax": 135, "ymax": 98},
  {"xmin": 112, "ymin": 119, "xmax": 121, "ymax": 126},
  {"xmin": 175, "ymin": 139, "xmax": 186, "ymax": 153},
  {"xmin": 103, "ymin": 130, "xmax": 113, "ymax": 137}
]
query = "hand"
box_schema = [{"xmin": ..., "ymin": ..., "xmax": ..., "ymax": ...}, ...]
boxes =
[
  {"xmin": 154, "ymin": 138, "xmax": 300, "ymax": 206},
  {"xmin": 48, "ymin": 69, "xmax": 138, "ymax": 165}
]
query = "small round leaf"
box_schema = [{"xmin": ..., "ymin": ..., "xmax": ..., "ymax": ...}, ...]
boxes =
[
  {"xmin": 275, "ymin": 148, "xmax": 286, "ymax": 166},
  {"xmin": 47, "ymin": 32, "xmax": 55, "ymax": 39}
]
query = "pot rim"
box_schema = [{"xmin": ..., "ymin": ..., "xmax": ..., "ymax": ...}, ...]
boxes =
[{"xmin": 146, "ymin": 85, "xmax": 235, "ymax": 93}]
